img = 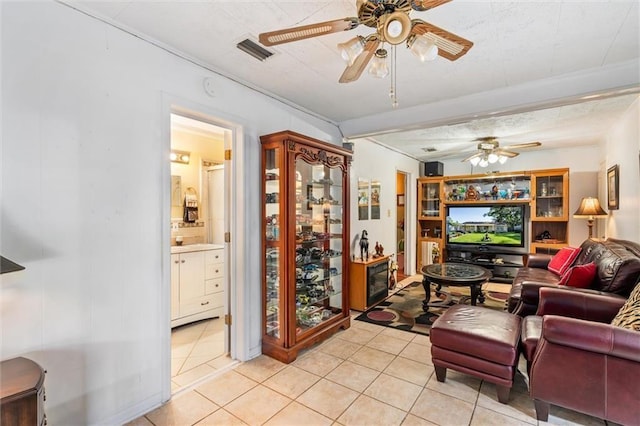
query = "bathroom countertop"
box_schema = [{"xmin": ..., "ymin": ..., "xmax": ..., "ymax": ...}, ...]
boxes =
[{"xmin": 171, "ymin": 243, "xmax": 224, "ymax": 254}]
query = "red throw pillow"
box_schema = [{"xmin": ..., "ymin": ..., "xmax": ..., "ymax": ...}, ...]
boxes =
[
  {"xmin": 559, "ymin": 262, "xmax": 597, "ymax": 288},
  {"xmin": 548, "ymin": 246, "xmax": 581, "ymax": 276}
]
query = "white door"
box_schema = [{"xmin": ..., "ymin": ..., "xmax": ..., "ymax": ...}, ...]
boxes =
[{"xmin": 208, "ymin": 165, "xmax": 225, "ymax": 245}]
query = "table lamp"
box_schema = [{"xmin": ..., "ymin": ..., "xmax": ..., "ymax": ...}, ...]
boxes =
[{"xmin": 573, "ymin": 197, "xmax": 608, "ymax": 239}]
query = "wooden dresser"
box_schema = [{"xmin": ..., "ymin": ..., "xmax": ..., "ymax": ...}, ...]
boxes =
[{"xmin": 0, "ymin": 357, "xmax": 46, "ymax": 426}]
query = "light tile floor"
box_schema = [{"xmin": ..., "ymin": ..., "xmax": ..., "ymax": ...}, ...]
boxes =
[
  {"xmin": 134, "ymin": 291, "xmax": 611, "ymax": 426},
  {"xmin": 171, "ymin": 317, "xmax": 236, "ymax": 393}
]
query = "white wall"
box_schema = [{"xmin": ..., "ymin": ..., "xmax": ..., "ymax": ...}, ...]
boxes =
[
  {"xmin": 602, "ymin": 97, "xmax": 640, "ymax": 241},
  {"xmin": 1, "ymin": 2, "xmax": 342, "ymax": 425},
  {"xmin": 349, "ymin": 140, "xmax": 421, "ymax": 275}
]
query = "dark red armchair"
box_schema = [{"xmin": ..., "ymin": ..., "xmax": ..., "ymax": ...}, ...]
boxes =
[{"xmin": 526, "ymin": 287, "xmax": 640, "ymax": 425}]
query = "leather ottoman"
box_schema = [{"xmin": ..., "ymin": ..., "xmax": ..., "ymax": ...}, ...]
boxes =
[{"xmin": 430, "ymin": 305, "xmax": 522, "ymax": 403}]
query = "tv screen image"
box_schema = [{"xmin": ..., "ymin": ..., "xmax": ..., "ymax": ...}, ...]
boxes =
[{"xmin": 446, "ymin": 205, "xmax": 524, "ymax": 247}]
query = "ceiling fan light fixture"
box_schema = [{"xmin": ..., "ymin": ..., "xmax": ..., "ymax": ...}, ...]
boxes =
[
  {"xmin": 498, "ymin": 155, "xmax": 508, "ymax": 164},
  {"xmin": 408, "ymin": 34, "xmax": 438, "ymax": 62},
  {"xmin": 487, "ymin": 152, "xmax": 499, "ymax": 163},
  {"xmin": 338, "ymin": 36, "xmax": 365, "ymax": 65},
  {"xmin": 381, "ymin": 11, "xmax": 412, "ymax": 45},
  {"xmin": 368, "ymin": 48, "xmax": 389, "ymax": 78},
  {"xmin": 469, "ymin": 156, "xmax": 481, "ymax": 167},
  {"xmin": 479, "ymin": 157, "xmax": 489, "ymax": 167}
]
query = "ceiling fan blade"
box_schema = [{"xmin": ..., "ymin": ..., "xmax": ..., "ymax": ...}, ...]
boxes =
[
  {"xmin": 411, "ymin": 20, "xmax": 473, "ymax": 61},
  {"xmin": 339, "ymin": 38, "xmax": 379, "ymax": 84},
  {"xmin": 495, "ymin": 149, "xmax": 519, "ymax": 158},
  {"xmin": 504, "ymin": 141, "xmax": 542, "ymax": 150},
  {"xmin": 461, "ymin": 152, "xmax": 482, "ymax": 163},
  {"xmin": 259, "ymin": 17, "xmax": 359, "ymax": 46},
  {"xmin": 411, "ymin": 0, "xmax": 453, "ymax": 12}
]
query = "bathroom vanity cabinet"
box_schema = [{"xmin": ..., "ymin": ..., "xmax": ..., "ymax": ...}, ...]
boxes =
[{"xmin": 171, "ymin": 244, "xmax": 225, "ymax": 328}]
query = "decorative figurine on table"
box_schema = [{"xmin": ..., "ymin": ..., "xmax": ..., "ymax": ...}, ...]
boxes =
[
  {"xmin": 373, "ymin": 241, "xmax": 384, "ymax": 258},
  {"xmin": 359, "ymin": 230, "xmax": 369, "ymax": 261}
]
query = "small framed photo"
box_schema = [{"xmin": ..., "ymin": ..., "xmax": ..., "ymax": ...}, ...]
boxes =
[
  {"xmin": 607, "ymin": 164, "xmax": 619, "ymax": 210},
  {"xmin": 397, "ymin": 194, "xmax": 405, "ymax": 206}
]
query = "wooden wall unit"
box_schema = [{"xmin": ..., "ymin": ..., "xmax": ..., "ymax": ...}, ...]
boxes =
[
  {"xmin": 417, "ymin": 178, "xmax": 444, "ymax": 271},
  {"xmin": 530, "ymin": 168, "xmax": 570, "ymax": 253},
  {"xmin": 417, "ymin": 168, "xmax": 570, "ymax": 269}
]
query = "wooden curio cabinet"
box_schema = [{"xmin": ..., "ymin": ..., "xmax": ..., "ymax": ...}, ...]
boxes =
[{"xmin": 260, "ymin": 130, "xmax": 352, "ymax": 363}]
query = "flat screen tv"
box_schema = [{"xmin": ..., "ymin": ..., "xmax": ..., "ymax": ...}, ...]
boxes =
[{"xmin": 446, "ymin": 205, "xmax": 526, "ymax": 253}]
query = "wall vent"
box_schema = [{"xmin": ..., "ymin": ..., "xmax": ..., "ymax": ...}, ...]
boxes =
[{"xmin": 237, "ymin": 39, "xmax": 274, "ymax": 61}]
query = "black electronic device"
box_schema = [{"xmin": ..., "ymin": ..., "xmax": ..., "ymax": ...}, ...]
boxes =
[{"xmin": 423, "ymin": 161, "xmax": 444, "ymax": 177}]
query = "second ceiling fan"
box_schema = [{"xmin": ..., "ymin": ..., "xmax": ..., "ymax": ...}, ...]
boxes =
[
  {"xmin": 462, "ymin": 137, "xmax": 542, "ymax": 167},
  {"xmin": 259, "ymin": 0, "xmax": 473, "ymax": 97}
]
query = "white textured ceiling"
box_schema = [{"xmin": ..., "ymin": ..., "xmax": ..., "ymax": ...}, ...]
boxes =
[{"xmin": 62, "ymin": 0, "xmax": 640, "ymax": 160}]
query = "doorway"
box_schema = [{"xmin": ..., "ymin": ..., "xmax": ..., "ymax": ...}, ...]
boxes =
[
  {"xmin": 396, "ymin": 171, "xmax": 409, "ymax": 281},
  {"xmin": 169, "ymin": 113, "xmax": 233, "ymax": 392}
]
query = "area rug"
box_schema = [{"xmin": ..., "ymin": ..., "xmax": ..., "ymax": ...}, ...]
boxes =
[{"xmin": 354, "ymin": 281, "xmax": 511, "ymax": 336}]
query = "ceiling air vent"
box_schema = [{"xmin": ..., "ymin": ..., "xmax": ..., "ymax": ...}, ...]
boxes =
[
  {"xmin": 422, "ymin": 147, "xmax": 437, "ymax": 152},
  {"xmin": 237, "ymin": 39, "xmax": 274, "ymax": 61}
]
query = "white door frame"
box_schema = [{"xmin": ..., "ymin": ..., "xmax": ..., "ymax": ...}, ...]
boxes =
[
  {"xmin": 161, "ymin": 94, "xmax": 247, "ymax": 402},
  {"xmin": 396, "ymin": 169, "xmax": 411, "ymax": 275}
]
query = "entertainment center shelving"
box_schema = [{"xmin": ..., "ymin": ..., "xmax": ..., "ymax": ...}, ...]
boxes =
[{"xmin": 417, "ymin": 168, "xmax": 569, "ymax": 282}]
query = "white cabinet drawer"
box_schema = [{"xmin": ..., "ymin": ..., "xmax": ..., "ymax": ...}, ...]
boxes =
[
  {"xmin": 205, "ymin": 278, "xmax": 224, "ymax": 295},
  {"xmin": 205, "ymin": 249, "xmax": 224, "ymax": 264},
  {"xmin": 180, "ymin": 292, "xmax": 224, "ymax": 317},
  {"xmin": 205, "ymin": 263, "xmax": 223, "ymax": 280}
]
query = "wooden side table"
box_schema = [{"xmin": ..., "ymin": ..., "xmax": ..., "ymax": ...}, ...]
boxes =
[{"xmin": 1, "ymin": 357, "xmax": 46, "ymax": 426}]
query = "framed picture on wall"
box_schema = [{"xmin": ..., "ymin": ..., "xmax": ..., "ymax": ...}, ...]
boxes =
[
  {"xmin": 607, "ymin": 164, "xmax": 619, "ymax": 210},
  {"xmin": 358, "ymin": 178, "xmax": 369, "ymax": 220},
  {"xmin": 397, "ymin": 194, "xmax": 405, "ymax": 206}
]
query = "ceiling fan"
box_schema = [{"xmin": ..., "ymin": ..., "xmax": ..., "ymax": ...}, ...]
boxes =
[
  {"xmin": 462, "ymin": 137, "xmax": 542, "ymax": 167},
  {"xmin": 259, "ymin": 0, "xmax": 473, "ymax": 93}
]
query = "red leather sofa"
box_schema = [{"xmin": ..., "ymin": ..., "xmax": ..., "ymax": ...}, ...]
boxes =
[{"xmin": 507, "ymin": 238, "xmax": 640, "ymax": 316}]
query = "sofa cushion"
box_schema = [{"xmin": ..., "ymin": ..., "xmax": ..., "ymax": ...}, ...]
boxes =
[
  {"xmin": 559, "ymin": 262, "xmax": 597, "ymax": 288},
  {"xmin": 548, "ymin": 247, "xmax": 581, "ymax": 275},
  {"xmin": 611, "ymin": 284, "xmax": 640, "ymax": 331},
  {"xmin": 575, "ymin": 239, "xmax": 640, "ymax": 295}
]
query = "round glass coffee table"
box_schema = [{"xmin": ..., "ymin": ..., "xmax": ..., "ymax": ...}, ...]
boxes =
[{"xmin": 421, "ymin": 263, "xmax": 492, "ymax": 312}]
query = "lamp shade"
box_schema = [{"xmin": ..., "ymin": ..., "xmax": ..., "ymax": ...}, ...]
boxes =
[
  {"xmin": 368, "ymin": 49, "xmax": 389, "ymax": 78},
  {"xmin": 338, "ymin": 36, "xmax": 365, "ymax": 65},
  {"xmin": 408, "ymin": 34, "xmax": 438, "ymax": 62},
  {"xmin": 573, "ymin": 197, "xmax": 608, "ymax": 218}
]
